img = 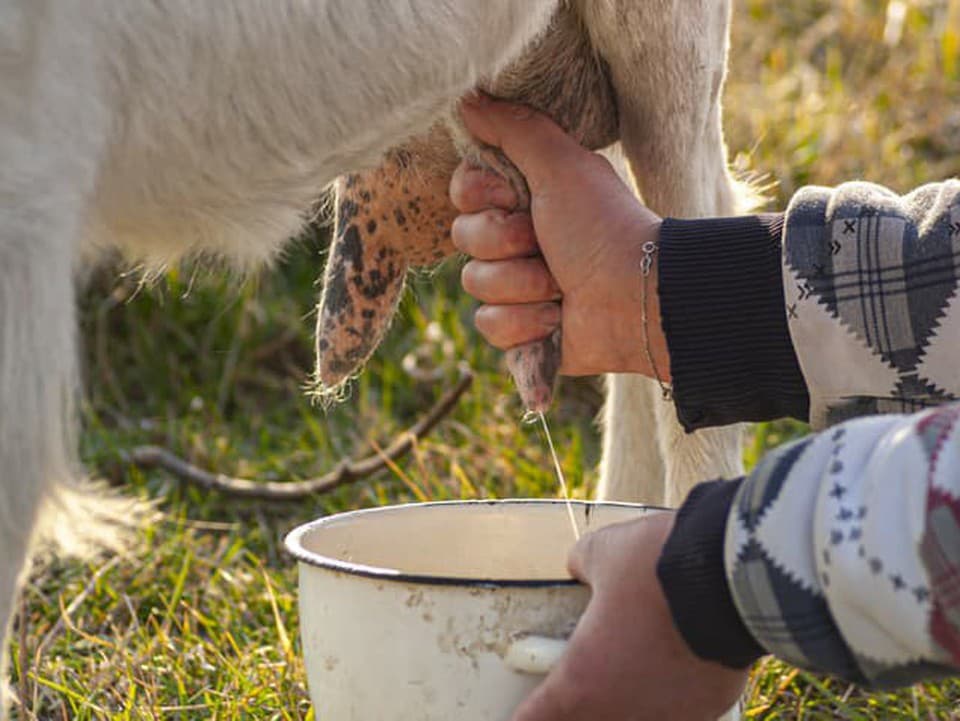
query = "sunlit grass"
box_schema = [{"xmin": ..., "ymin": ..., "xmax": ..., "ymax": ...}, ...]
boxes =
[{"xmin": 9, "ymin": 1, "xmax": 960, "ymax": 718}]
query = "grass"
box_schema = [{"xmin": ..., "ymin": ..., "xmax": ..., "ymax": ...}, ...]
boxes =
[{"xmin": 8, "ymin": 0, "xmax": 960, "ymax": 718}]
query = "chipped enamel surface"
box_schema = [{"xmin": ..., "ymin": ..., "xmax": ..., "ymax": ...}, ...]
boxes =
[{"xmin": 286, "ymin": 500, "xmax": 655, "ymax": 719}]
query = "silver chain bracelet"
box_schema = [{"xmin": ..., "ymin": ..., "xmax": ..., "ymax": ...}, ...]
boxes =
[{"xmin": 640, "ymin": 240, "xmax": 673, "ymax": 401}]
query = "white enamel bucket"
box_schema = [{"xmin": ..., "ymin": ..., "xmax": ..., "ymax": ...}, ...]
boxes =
[{"xmin": 284, "ymin": 499, "xmax": 657, "ymax": 721}]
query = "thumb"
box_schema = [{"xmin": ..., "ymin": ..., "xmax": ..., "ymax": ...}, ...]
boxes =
[
  {"xmin": 459, "ymin": 96, "xmax": 584, "ymax": 194},
  {"xmin": 565, "ymin": 529, "xmax": 599, "ymax": 585}
]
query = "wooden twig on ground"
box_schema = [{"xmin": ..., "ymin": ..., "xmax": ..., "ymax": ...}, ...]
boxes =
[{"xmin": 128, "ymin": 364, "xmax": 473, "ymax": 501}]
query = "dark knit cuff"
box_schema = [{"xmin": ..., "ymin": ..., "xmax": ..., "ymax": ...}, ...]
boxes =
[
  {"xmin": 658, "ymin": 214, "xmax": 809, "ymax": 431},
  {"xmin": 656, "ymin": 479, "xmax": 765, "ymax": 669}
]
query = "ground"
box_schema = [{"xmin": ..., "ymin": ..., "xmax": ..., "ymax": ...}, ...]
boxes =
[{"xmin": 9, "ymin": 0, "xmax": 960, "ymax": 718}]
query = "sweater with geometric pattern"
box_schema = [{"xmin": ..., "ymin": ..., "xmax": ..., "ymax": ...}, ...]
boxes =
[{"xmin": 655, "ymin": 179, "xmax": 960, "ymax": 686}]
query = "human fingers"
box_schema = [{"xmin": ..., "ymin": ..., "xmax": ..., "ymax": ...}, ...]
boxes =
[
  {"xmin": 461, "ymin": 257, "xmax": 560, "ymax": 304},
  {"xmin": 472, "ymin": 303, "xmax": 560, "ymax": 350},
  {"xmin": 449, "ymin": 160, "xmax": 519, "ymax": 213},
  {"xmin": 565, "ymin": 526, "xmax": 598, "ymax": 584},
  {"xmin": 459, "ymin": 96, "xmax": 585, "ymax": 194},
  {"xmin": 567, "ymin": 514, "xmax": 676, "ymax": 585},
  {"xmin": 451, "ymin": 210, "xmax": 538, "ymax": 261}
]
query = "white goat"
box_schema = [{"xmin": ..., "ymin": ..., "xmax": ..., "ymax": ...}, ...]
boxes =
[{"xmin": 0, "ymin": 1, "xmax": 744, "ymax": 716}]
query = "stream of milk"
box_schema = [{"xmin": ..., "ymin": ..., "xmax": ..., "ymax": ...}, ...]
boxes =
[{"xmin": 535, "ymin": 411, "xmax": 581, "ymax": 541}]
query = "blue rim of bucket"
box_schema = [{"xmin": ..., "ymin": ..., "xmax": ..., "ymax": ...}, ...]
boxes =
[{"xmin": 283, "ymin": 499, "xmax": 664, "ymax": 588}]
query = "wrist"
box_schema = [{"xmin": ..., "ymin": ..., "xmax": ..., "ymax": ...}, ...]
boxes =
[
  {"xmin": 656, "ymin": 478, "xmax": 766, "ymax": 669},
  {"xmin": 637, "ymin": 226, "xmax": 671, "ymax": 382},
  {"xmin": 611, "ymin": 217, "xmax": 670, "ymax": 380},
  {"xmin": 562, "ymin": 214, "xmax": 666, "ymax": 376}
]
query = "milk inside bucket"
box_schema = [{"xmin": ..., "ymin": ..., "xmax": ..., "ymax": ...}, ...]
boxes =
[{"xmin": 285, "ymin": 499, "xmax": 657, "ymax": 720}]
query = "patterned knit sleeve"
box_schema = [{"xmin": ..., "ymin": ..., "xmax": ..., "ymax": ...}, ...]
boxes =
[
  {"xmin": 660, "ymin": 181, "xmax": 960, "ymax": 683},
  {"xmin": 726, "ymin": 402, "xmax": 960, "ymax": 686},
  {"xmin": 782, "ymin": 180, "xmax": 960, "ymax": 428}
]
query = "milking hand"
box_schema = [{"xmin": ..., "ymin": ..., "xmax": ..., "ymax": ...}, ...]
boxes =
[{"xmin": 471, "ymin": 145, "xmax": 562, "ymax": 413}]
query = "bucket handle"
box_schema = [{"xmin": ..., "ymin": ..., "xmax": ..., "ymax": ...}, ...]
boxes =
[{"xmin": 504, "ymin": 634, "xmax": 569, "ymax": 675}]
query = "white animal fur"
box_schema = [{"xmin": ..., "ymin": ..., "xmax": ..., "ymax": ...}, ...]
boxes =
[
  {"xmin": 587, "ymin": 0, "xmax": 748, "ymax": 505},
  {"xmin": 0, "ymin": 1, "xmax": 743, "ymax": 716}
]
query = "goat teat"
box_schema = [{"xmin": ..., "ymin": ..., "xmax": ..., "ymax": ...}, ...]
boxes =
[
  {"xmin": 314, "ymin": 2, "xmax": 620, "ymax": 410},
  {"xmin": 314, "ymin": 124, "xmax": 565, "ymax": 411},
  {"xmin": 313, "ymin": 126, "xmax": 460, "ymax": 395}
]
